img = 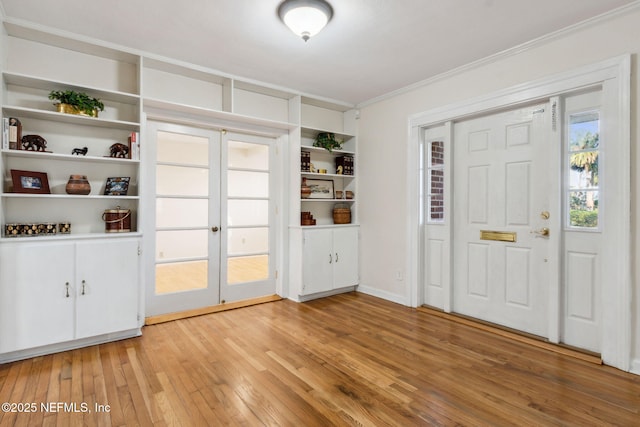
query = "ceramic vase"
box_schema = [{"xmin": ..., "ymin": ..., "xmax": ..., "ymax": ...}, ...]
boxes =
[{"xmin": 66, "ymin": 175, "xmax": 91, "ymax": 195}]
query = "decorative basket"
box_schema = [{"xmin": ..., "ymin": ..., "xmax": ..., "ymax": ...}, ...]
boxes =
[
  {"xmin": 102, "ymin": 207, "xmax": 131, "ymax": 233},
  {"xmin": 333, "ymin": 203, "xmax": 351, "ymax": 224}
]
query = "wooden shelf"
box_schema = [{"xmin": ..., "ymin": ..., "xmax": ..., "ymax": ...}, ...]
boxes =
[
  {"xmin": 3, "ymin": 72, "xmax": 140, "ymax": 105},
  {"xmin": 0, "ymin": 231, "xmax": 142, "ymax": 243},
  {"xmin": 2, "ymin": 106, "xmax": 140, "ymax": 131},
  {"xmin": 300, "ymin": 198, "xmax": 355, "ymax": 202},
  {"xmin": 1, "ymin": 149, "xmax": 140, "ymax": 165},
  {"xmin": 1, "ymin": 193, "xmax": 139, "ymax": 200}
]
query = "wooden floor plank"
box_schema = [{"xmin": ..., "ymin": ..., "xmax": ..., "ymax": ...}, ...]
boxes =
[{"xmin": 1, "ymin": 292, "xmax": 640, "ymax": 426}]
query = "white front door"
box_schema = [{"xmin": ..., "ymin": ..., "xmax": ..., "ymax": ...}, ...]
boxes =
[
  {"xmin": 453, "ymin": 103, "xmax": 556, "ymax": 337},
  {"xmin": 416, "ymin": 57, "xmax": 630, "ymax": 369}
]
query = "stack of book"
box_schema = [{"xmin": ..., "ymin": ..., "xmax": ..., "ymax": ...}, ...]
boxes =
[
  {"xmin": 301, "ymin": 150, "xmax": 311, "ymax": 172},
  {"xmin": 335, "ymin": 155, "xmax": 354, "ymax": 175},
  {"xmin": 128, "ymin": 131, "xmax": 140, "ymax": 160},
  {"xmin": 2, "ymin": 117, "xmax": 22, "ymax": 150}
]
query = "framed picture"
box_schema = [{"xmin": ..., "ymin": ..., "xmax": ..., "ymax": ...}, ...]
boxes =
[
  {"xmin": 10, "ymin": 169, "xmax": 50, "ymax": 194},
  {"xmin": 104, "ymin": 177, "xmax": 130, "ymax": 196},
  {"xmin": 307, "ymin": 178, "xmax": 334, "ymax": 199}
]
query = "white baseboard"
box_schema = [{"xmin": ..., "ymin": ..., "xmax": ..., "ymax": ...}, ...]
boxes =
[
  {"xmin": 294, "ymin": 286, "xmax": 357, "ymax": 302},
  {"xmin": 0, "ymin": 328, "xmax": 141, "ymax": 364},
  {"xmin": 630, "ymin": 358, "xmax": 640, "ymax": 375},
  {"xmin": 356, "ymin": 285, "xmax": 409, "ymax": 306}
]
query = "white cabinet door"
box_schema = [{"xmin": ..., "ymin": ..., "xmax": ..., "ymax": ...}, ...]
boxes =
[
  {"xmin": 0, "ymin": 242, "xmax": 75, "ymax": 353},
  {"xmin": 332, "ymin": 227, "xmax": 359, "ymax": 289},
  {"xmin": 302, "ymin": 229, "xmax": 334, "ymax": 294},
  {"xmin": 75, "ymin": 239, "xmax": 139, "ymax": 339},
  {"xmin": 302, "ymin": 227, "xmax": 359, "ymax": 295}
]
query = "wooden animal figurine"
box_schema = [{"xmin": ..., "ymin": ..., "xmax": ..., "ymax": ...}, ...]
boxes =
[
  {"xmin": 109, "ymin": 143, "xmax": 129, "ymax": 158},
  {"xmin": 21, "ymin": 134, "xmax": 48, "ymax": 151},
  {"xmin": 72, "ymin": 146, "xmax": 88, "ymax": 156}
]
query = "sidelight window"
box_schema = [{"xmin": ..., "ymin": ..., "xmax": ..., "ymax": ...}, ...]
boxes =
[
  {"xmin": 426, "ymin": 140, "xmax": 445, "ymax": 223},
  {"xmin": 566, "ymin": 110, "xmax": 600, "ymax": 229}
]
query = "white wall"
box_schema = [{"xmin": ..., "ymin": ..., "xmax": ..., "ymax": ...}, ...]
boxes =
[{"xmin": 357, "ymin": 7, "xmax": 640, "ymax": 367}]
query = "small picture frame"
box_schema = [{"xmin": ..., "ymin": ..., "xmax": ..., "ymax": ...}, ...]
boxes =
[
  {"xmin": 307, "ymin": 178, "xmax": 334, "ymax": 199},
  {"xmin": 10, "ymin": 169, "xmax": 50, "ymax": 194},
  {"xmin": 104, "ymin": 177, "xmax": 130, "ymax": 196}
]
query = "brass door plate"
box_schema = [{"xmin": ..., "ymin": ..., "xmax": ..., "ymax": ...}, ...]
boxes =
[{"xmin": 480, "ymin": 230, "xmax": 517, "ymax": 242}]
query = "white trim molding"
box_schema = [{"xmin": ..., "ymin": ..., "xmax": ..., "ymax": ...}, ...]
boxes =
[
  {"xmin": 357, "ymin": 285, "xmax": 410, "ymax": 307},
  {"xmin": 359, "ymin": 1, "xmax": 640, "ymax": 108},
  {"xmin": 407, "ymin": 55, "xmax": 632, "ymax": 372}
]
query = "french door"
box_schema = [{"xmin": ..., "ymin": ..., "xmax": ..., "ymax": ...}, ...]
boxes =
[
  {"xmin": 145, "ymin": 123, "xmax": 277, "ymax": 317},
  {"xmin": 145, "ymin": 123, "xmax": 221, "ymax": 316},
  {"xmin": 220, "ymin": 132, "xmax": 277, "ymax": 303}
]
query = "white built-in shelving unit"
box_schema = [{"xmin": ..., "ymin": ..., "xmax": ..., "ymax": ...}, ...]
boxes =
[{"xmin": 0, "ymin": 17, "xmax": 359, "ymax": 361}]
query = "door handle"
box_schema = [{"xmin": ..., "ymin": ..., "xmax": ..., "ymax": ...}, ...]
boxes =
[
  {"xmin": 531, "ymin": 227, "xmax": 550, "ymax": 237},
  {"xmin": 211, "ymin": 226, "xmax": 220, "ymax": 232}
]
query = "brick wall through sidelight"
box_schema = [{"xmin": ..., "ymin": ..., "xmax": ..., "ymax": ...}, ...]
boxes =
[{"xmin": 428, "ymin": 141, "xmax": 444, "ymax": 221}]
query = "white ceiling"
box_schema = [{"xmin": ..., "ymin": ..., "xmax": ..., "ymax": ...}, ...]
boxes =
[{"xmin": 0, "ymin": 0, "xmax": 636, "ymax": 105}]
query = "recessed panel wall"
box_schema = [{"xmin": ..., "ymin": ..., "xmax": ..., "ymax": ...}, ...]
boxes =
[
  {"xmin": 143, "ymin": 67, "xmax": 224, "ymax": 110},
  {"xmin": 7, "ymin": 37, "xmax": 138, "ymax": 94},
  {"xmin": 233, "ymin": 88, "xmax": 290, "ymax": 123}
]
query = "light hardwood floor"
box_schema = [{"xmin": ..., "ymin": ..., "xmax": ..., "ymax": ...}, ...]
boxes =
[{"xmin": 1, "ymin": 292, "xmax": 639, "ymax": 426}]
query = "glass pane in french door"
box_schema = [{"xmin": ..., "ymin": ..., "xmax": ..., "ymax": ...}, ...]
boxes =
[
  {"xmin": 155, "ymin": 131, "xmax": 209, "ymax": 294},
  {"xmin": 226, "ymin": 140, "xmax": 270, "ymax": 285}
]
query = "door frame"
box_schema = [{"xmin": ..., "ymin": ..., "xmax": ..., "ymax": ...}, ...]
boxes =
[
  {"xmin": 141, "ymin": 113, "xmax": 289, "ymax": 319},
  {"xmin": 407, "ymin": 55, "xmax": 631, "ymax": 371}
]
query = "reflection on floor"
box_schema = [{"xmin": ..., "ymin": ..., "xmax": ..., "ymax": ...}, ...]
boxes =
[
  {"xmin": 155, "ymin": 260, "xmax": 207, "ymax": 294},
  {"xmin": 155, "ymin": 255, "xmax": 268, "ymax": 294},
  {"xmin": 228, "ymin": 255, "xmax": 269, "ymax": 284}
]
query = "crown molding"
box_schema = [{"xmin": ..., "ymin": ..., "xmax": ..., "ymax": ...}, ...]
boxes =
[{"xmin": 358, "ymin": 0, "xmax": 640, "ymax": 108}]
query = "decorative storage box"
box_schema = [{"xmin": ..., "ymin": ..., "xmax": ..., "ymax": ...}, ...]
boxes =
[
  {"xmin": 301, "ymin": 211, "xmax": 316, "ymax": 226},
  {"xmin": 58, "ymin": 222, "xmax": 71, "ymax": 234},
  {"xmin": 38, "ymin": 223, "xmax": 57, "ymax": 235},
  {"xmin": 22, "ymin": 224, "xmax": 39, "ymax": 236},
  {"xmin": 4, "ymin": 224, "xmax": 20, "ymax": 237}
]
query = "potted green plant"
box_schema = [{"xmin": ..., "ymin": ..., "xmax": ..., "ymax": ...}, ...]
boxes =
[
  {"xmin": 48, "ymin": 90, "xmax": 105, "ymax": 117},
  {"xmin": 313, "ymin": 132, "xmax": 342, "ymax": 152}
]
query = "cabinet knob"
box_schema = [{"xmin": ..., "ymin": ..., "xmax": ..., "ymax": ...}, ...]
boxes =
[{"xmin": 211, "ymin": 226, "xmax": 220, "ymax": 233}]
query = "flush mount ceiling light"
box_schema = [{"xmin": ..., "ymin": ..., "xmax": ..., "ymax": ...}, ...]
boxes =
[{"xmin": 278, "ymin": 0, "xmax": 333, "ymax": 42}]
